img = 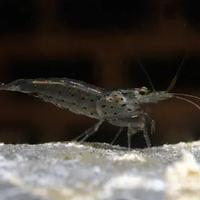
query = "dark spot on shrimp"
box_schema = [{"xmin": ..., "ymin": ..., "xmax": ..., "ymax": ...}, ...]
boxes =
[
  {"xmin": 114, "ymin": 112, "xmax": 117, "ymax": 115},
  {"xmin": 90, "ymin": 112, "xmax": 94, "ymax": 115},
  {"xmin": 81, "ymin": 97, "xmax": 85, "ymax": 100},
  {"xmin": 90, "ymin": 99, "xmax": 94, "ymax": 102},
  {"xmin": 121, "ymin": 104, "xmax": 126, "ymax": 107},
  {"xmin": 110, "ymin": 106, "xmax": 114, "ymax": 109},
  {"xmin": 83, "ymin": 107, "xmax": 87, "ymax": 110},
  {"xmin": 127, "ymin": 108, "xmax": 132, "ymax": 112},
  {"xmin": 101, "ymin": 105, "xmax": 106, "ymax": 108},
  {"xmin": 104, "ymin": 112, "xmax": 107, "ymax": 115}
]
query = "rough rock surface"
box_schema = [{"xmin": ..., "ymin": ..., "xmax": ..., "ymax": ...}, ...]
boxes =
[{"xmin": 0, "ymin": 141, "xmax": 200, "ymax": 200}]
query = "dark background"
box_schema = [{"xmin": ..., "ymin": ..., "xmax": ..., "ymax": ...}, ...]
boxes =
[{"xmin": 0, "ymin": 0, "xmax": 199, "ymax": 148}]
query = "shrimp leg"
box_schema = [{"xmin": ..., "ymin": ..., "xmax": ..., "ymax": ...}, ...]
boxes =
[
  {"xmin": 127, "ymin": 113, "xmax": 153, "ymax": 149},
  {"xmin": 74, "ymin": 120, "xmax": 104, "ymax": 142},
  {"xmin": 111, "ymin": 127, "xmax": 123, "ymax": 145}
]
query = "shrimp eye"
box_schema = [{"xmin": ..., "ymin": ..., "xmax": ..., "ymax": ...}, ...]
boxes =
[
  {"xmin": 139, "ymin": 89, "xmax": 147, "ymax": 95},
  {"xmin": 139, "ymin": 90, "xmax": 146, "ymax": 95},
  {"xmin": 139, "ymin": 86, "xmax": 148, "ymax": 95}
]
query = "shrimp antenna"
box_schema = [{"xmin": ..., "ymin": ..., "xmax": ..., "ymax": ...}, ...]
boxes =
[
  {"xmin": 173, "ymin": 93, "xmax": 200, "ymax": 101},
  {"xmin": 167, "ymin": 56, "xmax": 187, "ymax": 92},
  {"xmin": 137, "ymin": 58, "xmax": 156, "ymax": 91},
  {"xmin": 174, "ymin": 96, "xmax": 200, "ymax": 111}
]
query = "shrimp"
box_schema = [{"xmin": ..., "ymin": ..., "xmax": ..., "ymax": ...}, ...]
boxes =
[{"xmin": 0, "ymin": 58, "xmax": 199, "ymax": 149}]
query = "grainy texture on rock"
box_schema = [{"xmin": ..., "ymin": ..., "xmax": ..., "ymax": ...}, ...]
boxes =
[{"xmin": 0, "ymin": 141, "xmax": 200, "ymax": 200}]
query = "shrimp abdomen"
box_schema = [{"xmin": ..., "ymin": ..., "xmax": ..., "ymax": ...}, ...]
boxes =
[{"xmin": 0, "ymin": 78, "xmax": 104, "ymax": 119}]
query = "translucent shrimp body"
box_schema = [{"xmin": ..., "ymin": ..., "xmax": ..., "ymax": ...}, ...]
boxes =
[{"xmin": 0, "ymin": 78, "xmax": 176, "ymax": 148}]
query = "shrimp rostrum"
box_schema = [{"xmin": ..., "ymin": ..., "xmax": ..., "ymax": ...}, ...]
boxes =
[{"xmin": 0, "ymin": 76, "xmax": 199, "ymax": 149}]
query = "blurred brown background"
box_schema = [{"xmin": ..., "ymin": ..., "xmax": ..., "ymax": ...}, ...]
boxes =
[{"xmin": 0, "ymin": 0, "xmax": 199, "ymax": 148}]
